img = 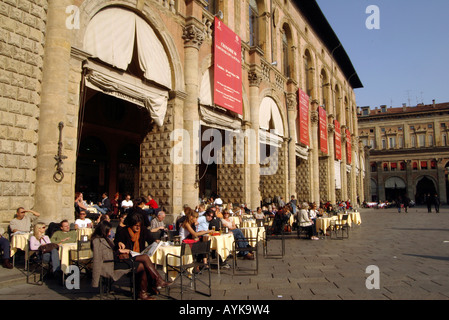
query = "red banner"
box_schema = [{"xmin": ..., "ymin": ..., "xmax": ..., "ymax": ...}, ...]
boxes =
[
  {"xmin": 334, "ymin": 120, "xmax": 342, "ymax": 160},
  {"xmin": 214, "ymin": 17, "xmax": 242, "ymax": 114},
  {"xmin": 298, "ymin": 88, "xmax": 309, "ymax": 146},
  {"xmin": 346, "ymin": 129, "xmax": 352, "ymax": 164},
  {"xmin": 319, "ymin": 107, "xmax": 328, "ymax": 154}
]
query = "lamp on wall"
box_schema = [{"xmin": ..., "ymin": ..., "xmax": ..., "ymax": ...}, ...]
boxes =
[
  {"xmin": 271, "ymin": 61, "xmax": 278, "ymax": 66},
  {"xmin": 215, "ymin": 10, "xmax": 223, "ymax": 20}
]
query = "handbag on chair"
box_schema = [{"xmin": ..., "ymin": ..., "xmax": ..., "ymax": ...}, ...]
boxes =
[{"xmin": 38, "ymin": 243, "xmax": 59, "ymax": 254}]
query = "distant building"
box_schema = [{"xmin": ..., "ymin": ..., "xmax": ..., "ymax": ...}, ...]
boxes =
[{"xmin": 358, "ymin": 101, "xmax": 449, "ymax": 204}]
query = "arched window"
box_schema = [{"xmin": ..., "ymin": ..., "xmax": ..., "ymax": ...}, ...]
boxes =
[{"xmin": 282, "ymin": 31, "xmax": 289, "ymax": 77}]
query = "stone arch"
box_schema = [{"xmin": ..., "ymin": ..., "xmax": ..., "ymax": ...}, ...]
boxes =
[{"xmin": 75, "ymin": 1, "xmax": 184, "ymax": 92}]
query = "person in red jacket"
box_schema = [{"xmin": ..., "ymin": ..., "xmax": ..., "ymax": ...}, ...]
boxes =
[{"xmin": 145, "ymin": 194, "xmax": 161, "ymax": 221}]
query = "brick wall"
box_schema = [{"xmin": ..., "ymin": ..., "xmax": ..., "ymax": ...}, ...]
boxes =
[{"xmin": 0, "ymin": 0, "xmax": 47, "ymax": 223}]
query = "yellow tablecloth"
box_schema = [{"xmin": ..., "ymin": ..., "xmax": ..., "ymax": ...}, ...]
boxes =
[
  {"xmin": 10, "ymin": 232, "xmax": 30, "ymax": 257},
  {"xmin": 242, "ymin": 220, "xmax": 257, "ymax": 228},
  {"xmin": 60, "ymin": 242, "xmax": 93, "ymax": 274},
  {"xmin": 337, "ymin": 213, "xmax": 352, "ymax": 227},
  {"xmin": 209, "ymin": 233, "xmax": 234, "ymax": 261},
  {"xmin": 349, "ymin": 211, "xmax": 362, "ymax": 225},
  {"xmin": 230, "ymin": 216, "xmax": 241, "ymax": 227},
  {"xmin": 77, "ymin": 228, "xmax": 93, "ymax": 240},
  {"xmin": 315, "ymin": 217, "xmax": 336, "ymax": 233},
  {"xmin": 150, "ymin": 244, "xmax": 193, "ymax": 280},
  {"xmin": 241, "ymin": 227, "xmax": 265, "ymax": 246}
]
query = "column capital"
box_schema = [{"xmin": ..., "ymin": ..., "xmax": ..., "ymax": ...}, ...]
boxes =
[
  {"xmin": 248, "ymin": 71, "xmax": 262, "ymax": 87},
  {"xmin": 310, "ymin": 111, "xmax": 319, "ymax": 124},
  {"xmin": 183, "ymin": 20, "xmax": 205, "ymax": 49},
  {"xmin": 286, "ymin": 92, "xmax": 297, "ymax": 111}
]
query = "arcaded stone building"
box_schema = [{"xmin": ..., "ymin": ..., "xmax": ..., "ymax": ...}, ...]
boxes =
[
  {"xmin": 0, "ymin": 0, "xmax": 364, "ymax": 224},
  {"xmin": 358, "ymin": 102, "xmax": 449, "ymax": 205}
]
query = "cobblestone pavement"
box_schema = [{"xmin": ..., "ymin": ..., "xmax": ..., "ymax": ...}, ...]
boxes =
[{"xmin": 0, "ymin": 206, "xmax": 448, "ymax": 302}]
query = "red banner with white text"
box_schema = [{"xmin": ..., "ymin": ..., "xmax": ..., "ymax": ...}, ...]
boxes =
[
  {"xmin": 319, "ymin": 106, "xmax": 328, "ymax": 154},
  {"xmin": 346, "ymin": 129, "xmax": 352, "ymax": 164},
  {"xmin": 334, "ymin": 120, "xmax": 342, "ymax": 160},
  {"xmin": 214, "ymin": 17, "xmax": 242, "ymax": 114},
  {"xmin": 298, "ymin": 88, "xmax": 309, "ymax": 146}
]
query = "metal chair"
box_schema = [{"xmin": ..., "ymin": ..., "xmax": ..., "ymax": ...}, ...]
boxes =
[
  {"xmin": 26, "ymin": 249, "xmax": 51, "ymax": 285},
  {"xmin": 232, "ymin": 228, "xmax": 259, "ymax": 275},
  {"xmin": 263, "ymin": 222, "xmax": 286, "ymax": 259},
  {"xmin": 99, "ymin": 259, "xmax": 137, "ymax": 300},
  {"xmin": 330, "ymin": 214, "xmax": 349, "ymax": 240},
  {"xmin": 71, "ymin": 237, "xmax": 93, "ymax": 277},
  {"xmin": 165, "ymin": 240, "xmax": 211, "ymax": 300}
]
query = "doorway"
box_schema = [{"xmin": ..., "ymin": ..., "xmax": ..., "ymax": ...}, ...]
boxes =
[
  {"xmin": 76, "ymin": 89, "xmax": 152, "ymax": 203},
  {"xmin": 415, "ymin": 176, "xmax": 437, "ymax": 205}
]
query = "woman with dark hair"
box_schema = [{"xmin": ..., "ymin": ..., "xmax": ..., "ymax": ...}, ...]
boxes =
[
  {"xmin": 114, "ymin": 214, "xmax": 172, "ymax": 296},
  {"xmin": 127, "ymin": 197, "xmax": 150, "ymax": 228}
]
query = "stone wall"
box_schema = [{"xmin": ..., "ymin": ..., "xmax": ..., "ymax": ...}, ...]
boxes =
[{"xmin": 0, "ymin": 0, "xmax": 47, "ymax": 223}]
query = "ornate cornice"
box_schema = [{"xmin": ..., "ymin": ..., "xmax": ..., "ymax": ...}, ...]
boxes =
[{"xmin": 310, "ymin": 111, "xmax": 319, "ymax": 124}]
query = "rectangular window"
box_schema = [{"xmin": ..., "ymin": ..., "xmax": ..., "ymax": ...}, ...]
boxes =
[
  {"xmin": 428, "ymin": 135, "xmax": 433, "ymax": 146},
  {"xmin": 418, "ymin": 134, "xmax": 426, "ymax": 147},
  {"xmin": 382, "ymin": 139, "xmax": 386, "ymax": 149},
  {"xmin": 249, "ymin": 4, "xmax": 259, "ymax": 47},
  {"xmin": 389, "ymin": 137, "xmax": 396, "ymax": 149}
]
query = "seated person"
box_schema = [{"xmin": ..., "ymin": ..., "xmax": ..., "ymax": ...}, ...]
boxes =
[
  {"xmin": 149, "ymin": 211, "xmax": 168, "ymax": 239},
  {"xmin": 221, "ymin": 210, "xmax": 254, "ymax": 260},
  {"xmin": 0, "ymin": 227, "xmax": 13, "ymax": 269},
  {"xmin": 74, "ymin": 210, "xmax": 93, "ymax": 229},
  {"xmin": 10, "ymin": 207, "xmax": 40, "ymax": 233},
  {"xmin": 121, "ymin": 194, "xmax": 133, "ymax": 213},
  {"xmin": 112, "ymin": 214, "xmax": 171, "ymax": 300},
  {"xmin": 253, "ymin": 207, "xmax": 265, "ymax": 219},
  {"xmin": 74, "ymin": 192, "xmax": 88, "ymax": 213},
  {"xmin": 179, "ymin": 208, "xmax": 209, "ymax": 241},
  {"xmin": 50, "ymin": 220, "xmax": 77, "ymax": 245},
  {"xmin": 197, "ymin": 209, "xmax": 214, "ymax": 232},
  {"xmin": 30, "ymin": 223, "xmax": 62, "ymax": 275},
  {"xmin": 298, "ymin": 202, "xmax": 319, "ymax": 240},
  {"xmin": 145, "ymin": 194, "xmax": 160, "ymax": 218}
]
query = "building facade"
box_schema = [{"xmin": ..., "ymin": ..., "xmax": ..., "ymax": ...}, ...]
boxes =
[
  {"xmin": 0, "ymin": 0, "xmax": 364, "ymax": 224},
  {"xmin": 358, "ymin": 102, "xmax": 449, "ymax": 205}
]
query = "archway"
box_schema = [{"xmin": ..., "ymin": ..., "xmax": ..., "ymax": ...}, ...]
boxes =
[
  {"xmin": 415, "ymin": 176, "xmax": 437, "ymax": 205},
  {"xmin": 384, "ymin": 177, "xmax": 406, "ymax": 202},
  {"xmin": 76, "ymin": 90, "xmax": 152, "ymax": 203}
]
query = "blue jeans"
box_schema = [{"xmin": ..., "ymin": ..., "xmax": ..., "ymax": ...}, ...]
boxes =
[
  {"xmin": 231, "ymin": 229, "xmax": 250, "ymax": 256},
  {"xmin": 0, "ymin": 237, "xmax": 10, "ymax": 260},
  {"xmin": 41, "ymin": 249, "xmax": 61, "ymax": 272}
]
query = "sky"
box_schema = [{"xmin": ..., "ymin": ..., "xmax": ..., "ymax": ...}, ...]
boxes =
[{"xmin": 315, "ymin": 0, "xmax": 449, "ymax": 109}]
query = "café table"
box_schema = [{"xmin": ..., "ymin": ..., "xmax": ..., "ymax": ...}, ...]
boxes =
[
  {"xmin": 230, "ymin": 216, "xmax": 241, "ymax": 227},
  {"xmin": 150, "ymin": 243, "xmax": 192, "ymax": 280},
  {"xmin": 207, "ymin": 232, "xmax": 234, "ymax": 274},
  {"xmin": 242, "ymin": 219, "xmax": 256, "ymax": 228},
  {"xmin": 60, "ymin": 242, "xmax": 92, "ymax": 274},
  {"xmin": 314, "ymin": 216, "xmax": 336, "ymax": 235},
  {"xmin": 10, "ymin": 232, "xmax": 31, "ymax": 267},
  {"xmin": 77, "ymin": 227, "xmax": 93, "ymax": 241},
  {"xmin": 349, "ymin": 211, "xmax": 362, "ymax": 225},
  {"xmin": 241, "ymin": 227, "xmax": 265, "ymax": 246},
  {"xmin": 337, "ymin": 213, "xmax": 352, "ymax": 227}
]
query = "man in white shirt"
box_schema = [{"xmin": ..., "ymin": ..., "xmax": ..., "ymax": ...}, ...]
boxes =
[
  {"xmin": 121, "ymin": 194, "xmax": 133, "ymax": 212},
  {"xmin": 74, "ymin": 210, "xmax": 93, "ymax": 229}
]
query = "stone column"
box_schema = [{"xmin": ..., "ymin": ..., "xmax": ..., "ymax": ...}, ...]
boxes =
[
  {"xmin": 327, "ymin": 116, "xmax": 336, "ymax": 204},
  {"xmin": 351, "ymin": 135, "xmax": 358, "ymax": 204},
  {"xmin": 340, "ymin": 126, "xmax": 348, "ymax": 202},
  {"xmin": 248, "ymin": 70, "xmax": 262, "ymax": 210},
  {"xmin": 286, "ymin": 92, "xmax": 297, "ymax": 199},
  {"xmin": 34, "ymin": 0, "xmax": 72, "ymax": 223},
  {"xmin": 406, "ymin": 160, "xmax": 414, "ymax": 201},
  {"xmin": 364, "ymin": 146, "xmax": 371, "ymax": 202},
  {"xmin": 310, "ymin": 108, "xmax": 320, "ymax": 203},
  {"xmin": 182, "ymin": 16, "xmax": 205, "ymax": 208},
  {"xmin": 437, "ymin": 159, "xmax": 447, "ymax": 204}
]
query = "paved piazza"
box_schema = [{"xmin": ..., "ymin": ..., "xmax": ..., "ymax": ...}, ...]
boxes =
[{"xmin": 0, "ymin": 207, "xmax": 448, "ymax": 302}]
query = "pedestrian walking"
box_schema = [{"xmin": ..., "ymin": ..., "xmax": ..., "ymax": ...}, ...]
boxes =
[
  {"xmin": 403, "ymin": 195, "xmax": 410, "ymax": 213},
  {"xmin": 433, "ymin": 194, "xmax": 440, "ymax": 213},
  {"xmin": 396, "ymin": 196, "xmax": 402, "ymax": 213},
  {"xmin": 426, "ymin": 194, "xmax": 432, "ymax": 213}
]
